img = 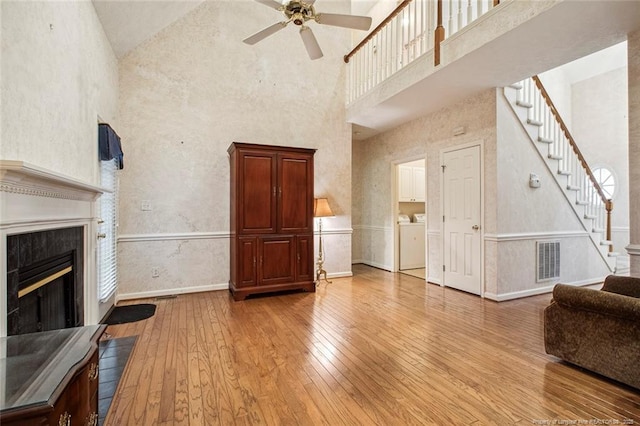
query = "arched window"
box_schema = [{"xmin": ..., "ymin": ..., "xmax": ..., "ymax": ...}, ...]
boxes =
[{"xmin": 592, "ymin": 167, "xmax": 616, "ymax": 199}]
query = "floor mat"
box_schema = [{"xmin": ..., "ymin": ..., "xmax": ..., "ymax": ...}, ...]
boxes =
[{"xmin": 102, "ymin": 304, "xmax": 156, "ymax": 325}]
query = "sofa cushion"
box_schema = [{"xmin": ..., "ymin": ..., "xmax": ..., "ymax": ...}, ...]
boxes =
[
  {"xmin": 552, "ymin": 284, "xmax": 640, "ymax": 322},
  {"xmin": 601, "ymin": 275, "xmax": 640, "ymax": 298}
]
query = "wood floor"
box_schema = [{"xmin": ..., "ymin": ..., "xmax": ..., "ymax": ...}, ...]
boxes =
[{"xmin": 104, "ymin": 265, "xmax": 640, "ymax": 425}]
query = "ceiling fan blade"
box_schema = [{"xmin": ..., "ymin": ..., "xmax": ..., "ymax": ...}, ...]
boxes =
[
  {"xmin": 243, "ymin": 21, "xmax": 288, "ymax": 45},
  {"xmin": 315, "ymin": 13, "xmax": 372, "ymax": 31},
  {"xmin": 254, "ymin": 0, "xmax": 284, "ymax": 11},
  {"xmin": 299, "ymin": 26, "xmax": 323, "ymax": 60}
]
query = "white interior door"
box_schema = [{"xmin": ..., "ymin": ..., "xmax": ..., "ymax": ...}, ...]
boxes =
[{"xmin": 442, "ymin": 145, "xmax": 481, "ymax": 295}]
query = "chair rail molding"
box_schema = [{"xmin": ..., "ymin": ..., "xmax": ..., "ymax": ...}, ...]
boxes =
[
  {"xmin": 626, "ymin": 244, "xmax": 640, "ymax": 256},
  {"xmin": 483, "ymin": 231, "xmax": 590, "ymax": 242},
  {"xmin": 118, "ymin": 228, "xmax": 354, "ymax": 243}
]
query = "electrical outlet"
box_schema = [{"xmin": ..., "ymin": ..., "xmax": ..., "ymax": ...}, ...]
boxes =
[
  {"xmin": 141, "ymin": 200, "xmax": 151, "ymax": 211},
  {"xmin": 151, "ymin": 267, "xmax": 160, "ymax": 278}
]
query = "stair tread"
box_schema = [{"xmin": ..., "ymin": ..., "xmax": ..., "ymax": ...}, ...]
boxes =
[
  {"xmin": 567, "ymin": 185, "xmax": 580, "ymax": 191},
  {"xmin": 558, "ymin": 170, "xmax": 571, "ymax": 176},
  {"xmin": 576, "ymin": 200, "xmax": 589, "ymax": 205},
  {"xmin": 509, "ymin": 83, "xmax": 523, "ymax": 89},
  {"xmin": 584, "ymin": 214, "xmax": 597, "ymax": 219},
  {"xmin": 516, "ymin": 100, "xmax": 533, "ymax": 108},
  {"xmin": 527, "ymin": 118, "xmax": 543, "ymax": 126},
  {"xmin": 608, "ymin": 252, "xmax": 620, "ymax": 257},
  {"xmin": 538, "ymin": 136, "xmax": 554, "ymax": 144},
  {"xmin": 548, "ymin": 154, "xmax": 563, "ymax": 160},
  {"xmin": 600, "ymin": 240, "xmax": 613, "ymax": 245}
]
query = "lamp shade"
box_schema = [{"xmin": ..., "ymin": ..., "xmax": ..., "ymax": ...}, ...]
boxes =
[{"xmin": 314, "ymin": 198, "xmax": 334, "ymax": 218}]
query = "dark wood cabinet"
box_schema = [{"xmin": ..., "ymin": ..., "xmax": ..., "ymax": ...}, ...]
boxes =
[
  {"xmin": 0, "ymin": 325, "xmax": 104, "ymax": 426},
  {"xmin": 229, "ymin": 142, "xmax": 316, "ymax": 301}
]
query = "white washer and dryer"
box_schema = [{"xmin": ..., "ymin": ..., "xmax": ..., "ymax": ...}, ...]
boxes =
[{"xmin": 399, "ymin": 215, "xmax": 425, "ymax": 270}]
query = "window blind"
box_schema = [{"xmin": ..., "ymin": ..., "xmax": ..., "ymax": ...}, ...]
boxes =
[{"xmin": 98, "ymin": 158, "xmax": 118, "ymax": 302}]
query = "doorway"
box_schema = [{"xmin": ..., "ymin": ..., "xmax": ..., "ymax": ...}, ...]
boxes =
[
  {"xmin": 441, "ymin": 144, "xmax": 482, "ymax": 295},
  {"xmin": 395, "ymin": 159, "xmax": 426, "ymax": 279}
]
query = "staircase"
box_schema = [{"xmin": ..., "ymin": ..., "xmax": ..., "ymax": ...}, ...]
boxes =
[{"xmin": 503, "ymin": 77, "xmax": 617, "ymax": 272}]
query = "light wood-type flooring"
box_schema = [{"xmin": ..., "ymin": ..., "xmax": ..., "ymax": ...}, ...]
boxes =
[{"xmin": 104, "ymin": 265, "xmax": 640, "ymax": 425}]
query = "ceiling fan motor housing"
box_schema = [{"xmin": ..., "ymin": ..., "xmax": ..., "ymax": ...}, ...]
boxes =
[{"xmin": 284, "ymin": 1, "xmax": 315, "ymax": 26}]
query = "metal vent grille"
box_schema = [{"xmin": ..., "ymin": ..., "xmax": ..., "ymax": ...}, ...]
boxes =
[{"xmin": 537, "ymin": 241, "xmax": 560, "ymax": 282}]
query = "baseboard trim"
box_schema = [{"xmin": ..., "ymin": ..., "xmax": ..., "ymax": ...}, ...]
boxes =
[
  {"xmin": 483, "ymin": 276, "xmax": 607, "ymax": 301},
  {"xmin": 116, "ymin": 272, "xmax": 354, "ymax": 301},
  {"xmin": 116, "ymin": 283, "xmax": 228, "ymax": 302},
  {"xmin": 354, "ymin": 261, "xmax": 393, "ymax": 272},
  {"xmin": 327, "ymin": 271, "xmax": 353, "ymax": 279}
]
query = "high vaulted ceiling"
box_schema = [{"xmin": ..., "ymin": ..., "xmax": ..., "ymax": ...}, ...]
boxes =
[{"xmin": 92, "ymin": 0, "xmax": 378, "ymax": 58}]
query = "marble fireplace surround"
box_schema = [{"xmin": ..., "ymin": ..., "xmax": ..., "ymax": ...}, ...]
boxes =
[{"xmin": 0, "ymin": 161, "xmax": 106, "ymax": 337}]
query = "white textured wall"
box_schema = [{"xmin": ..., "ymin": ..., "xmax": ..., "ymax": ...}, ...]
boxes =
[
  {"xmin": 1, "ymin": 0, "xmax": 118, "ymax": 184},
  {"xmin": 352, "ymin": 89, "xmax": 497, "ymax": 285},
  {"xmin": 116, "ymin": 1, "xmax": 353, "ymax": 297}
]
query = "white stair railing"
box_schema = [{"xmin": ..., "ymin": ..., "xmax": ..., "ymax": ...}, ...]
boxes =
[
  {"xmin": 345, "ymin": 0, "xmax": 500, "ymax": 104},
  {"xmin": 514, "ymin": 77, "xmax": 613, "ymax": 248}
]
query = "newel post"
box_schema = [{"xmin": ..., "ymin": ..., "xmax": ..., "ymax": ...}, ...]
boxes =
[
  {"xmin": 434, "ymin": 0, "xmax": 445, "ymax": 66},
  {"xmin": 606, "ymin": 199, "xmax": 613, "ymax": 252}
]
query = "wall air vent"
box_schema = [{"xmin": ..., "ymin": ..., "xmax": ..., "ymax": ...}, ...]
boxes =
[{"xmin": 537, "ymin": 241, "xmax": 560, "ymax": 282}]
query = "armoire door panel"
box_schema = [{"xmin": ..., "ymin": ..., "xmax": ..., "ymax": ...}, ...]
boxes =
[
  {"xmin": 240, "ymin": 152, "xmax": 277, "ymax": 233},
  {"xmin": 237, "ymin": 237, "xmax": 257, "ymax": 287},
  {"xmin": 260, "ymin": 237, "xmax": 296, "ymax": 285},
  {"xmin": 278, "ymin": 155, "xmax": 313, "ymax": 233},
  {"xmin": 296, "ymin": 235, "xmax": 314, "ymax": 282}
]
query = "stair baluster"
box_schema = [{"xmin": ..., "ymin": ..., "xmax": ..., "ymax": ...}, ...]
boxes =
[{"xmin": 508, "ymin": 76, "xmax": 614, "ymax": 257}]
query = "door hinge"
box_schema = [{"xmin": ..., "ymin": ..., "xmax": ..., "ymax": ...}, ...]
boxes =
[
  {"xmin": 443, "ymin": 265, "xmax": 446, "ymax": 272},
  {"xmin": 443, "ymin": 215, "xmax": 445, "ymax": 222},
  {"xmin": 441, "ymin": 164, "xmax": 446, "ymax": 172}
]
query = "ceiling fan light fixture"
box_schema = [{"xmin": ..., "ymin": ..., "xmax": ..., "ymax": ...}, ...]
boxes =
[
  {"xmin": 246, "ymin": 0, "xmax": 372, "ymax": 60},
  {"xmin": 292, "ymin": 12, "xmax": 305, "ymax": 25}
]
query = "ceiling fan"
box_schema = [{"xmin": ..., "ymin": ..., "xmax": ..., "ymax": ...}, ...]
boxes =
[{"xmin": 243, "ymin": 0, "xmax": 372, "ymax": 60}]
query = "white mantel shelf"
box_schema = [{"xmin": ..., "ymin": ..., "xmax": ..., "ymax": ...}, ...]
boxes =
[{"xmin": 0, "ymin": 160, "xmax": 109, "ymax": 201}]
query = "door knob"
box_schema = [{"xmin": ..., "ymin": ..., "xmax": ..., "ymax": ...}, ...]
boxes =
[{"xmin": 472, "ymin": 225, "xmax": 480, "ymax": 230}]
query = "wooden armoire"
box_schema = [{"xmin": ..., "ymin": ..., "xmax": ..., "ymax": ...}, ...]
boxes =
[{"xmin": 228, "ymin": 142, "xmax": 316, "ymax": 301}]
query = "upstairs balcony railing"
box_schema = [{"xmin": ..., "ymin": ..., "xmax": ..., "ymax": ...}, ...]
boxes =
[{"xmin": 345, "ymin": 0, "xmax": 500, "ymax": 104}]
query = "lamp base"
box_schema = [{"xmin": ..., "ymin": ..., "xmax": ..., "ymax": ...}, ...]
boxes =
[{"xmin": 316, "ymin": 266, "xmax": 332, "ymax": 285}]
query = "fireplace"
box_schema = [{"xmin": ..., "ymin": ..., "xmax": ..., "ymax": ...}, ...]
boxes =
[
  {"xmin": 1, "ymin": 160, "xmax": 106, "ymax": 337},
  {"xmin": 7, "ymin": 227, "xmax": 84, "ymax": 336}
]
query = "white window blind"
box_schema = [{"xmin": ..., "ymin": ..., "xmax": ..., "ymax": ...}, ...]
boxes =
[{"xmin": 98, "ymin": 158, "xmax": 118, "ymax": 302}]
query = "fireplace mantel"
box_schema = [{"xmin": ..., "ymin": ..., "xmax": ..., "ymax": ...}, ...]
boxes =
[
  {"xmin": 0, "ymin": 160, "xmax": 108, "ymax": 201},
  {"xmin": 1, "ymin": 160, "xmax": 107, "ymax": 337}
]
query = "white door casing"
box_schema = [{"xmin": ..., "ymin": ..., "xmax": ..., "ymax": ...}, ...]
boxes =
[{"xmin": 442, "ymin": 144, "xmax": 482, "ymax": 295}]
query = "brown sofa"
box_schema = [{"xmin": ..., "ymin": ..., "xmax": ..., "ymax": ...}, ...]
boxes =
[{"xmin": 544, "ymin": 275, "xmax": 640, "ymax": 389}]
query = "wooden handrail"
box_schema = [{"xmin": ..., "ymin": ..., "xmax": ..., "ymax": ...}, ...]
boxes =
[
  {"xmin": 532, "ymin": 75, "xmax": 613, "ymax": 249},
  {"xmin": 344, "ymin": 0, "xmax": 412, "ymax": 64}
]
